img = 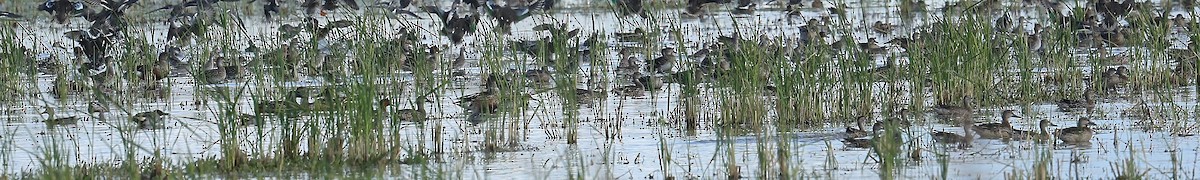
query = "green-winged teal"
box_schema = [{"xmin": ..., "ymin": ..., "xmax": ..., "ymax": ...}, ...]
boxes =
[
  {"xmin": 934, "ymin": 96, "xmax": 974, "ymax": 119},
  {"xmin": 614, "ymin": 84, "xmax": 645, "ymax": 97},
  {"xmin": 973, "ymin": 110, "xmax": 1020, "ymax": 139},
  {"xmin": 0, "ymin": 11, "xmax": 23, "ymax": 20},
  {"xmin": 202, "ymin": 57, "xmax": 227, "ymax": 84},
  {"xmin": 39, "ymin": 0, "xmax": 86, "ymax": 24},
  {"xmin": 994, "ymin": 14, "xmax": 1013, "ymax": 32},
  {"xmin": 617, "ymin": 48, "xmax": 640, "ymax": 74},
  {"xmin": 131, "ymin": 110, "xmax": 169, "ymax": 130},
  {"xmin": 731, "ymin": 0, "xmax": 755, "ymax": 15},
  {"xmin": 1055, "ymin": 117, "xmax": 1096, "ymax": 145},
  {"xmin": 651, "ymin": 47, "xmax": 676, "ymax": 74},
  {"xmin": 1013, "ymin": 119, "xmax": 1056, "ymax": 142},
  {"xmin": 380, "ymin": 98, "xmax": 428, "ymax": 122},
  {"xmin": 137, "ymin": 52, "xmax": 172, "ymax": 81},
  {"xmin": 483, "ymin": 0, "xmax": 539, "ymax": 33},
  {"xmin": 1102, "ymin": 66, "xmax": 1129, "ymax": 89},
  {"xmin": 931, "ymin": 119, "xmax": 973, "ymax": 148},
  {"xmin": 872, "ymin": 21, "xmax": 895, "ymax": 33},
  {"xmin": 842, "ymin": 124, "xmax": 882, "ymax": 148},
  {"xmin": 613, "ymin": 0, "xmax": 645, "ymax": 18},
  {"xmin": 1057, "ymin": 91, "xmax": 1095, "ymax": 112},
  {"xmin": 41, "ymin": 108, "xmax": 78, "ymax": 127},
  {"xmin": 424, "ymin": 5, "xmax": 480, "ymax": 44},
  {"xmin": 845, "ymin": 115, "xmax": 870, "ymax": 139},
  {"xmin": 635, "ymin": 73, "xmax": 664, "ymax": 90}
]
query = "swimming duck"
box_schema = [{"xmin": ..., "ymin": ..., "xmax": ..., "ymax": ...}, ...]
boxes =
[
  {"xmin": 842, "ymin": 124, "xmax": 882, "ymax": 148},
  {"xmin": 651, "ymin": 47, "xmax": 676, "ymax": 73},
  {"xmin": 872, "ymin": 21, "xmax": 895, "ymax": 33},
  {"xmin": 1013, "ymin": 119, "xmax": 1056, "ymax": 142},
  {"xmin": 202, "ymin": 57, "xmax": 227, "ymax": 84},
  {"xmin": 613, "ymin": 0, "xmax": 646, "ymax": 18},
  {"xmin": 934, "ymin": 96, "xmax": 974, "ymax": 119},
  {"xmin": 1055, "ymin": 117, "xmax": 1096, "ymax": 145},
  {"xmin": 41, "ymin": 108, "xmax": 78, "ymax": 127},
  {"xmin": 131, "ymin": 110, "xmax": 169, "ymax": 130},
  {"xmin": 1056, "ymin": 91, "xmax": 1095, "ymax": 112},
  {"xmin": 845, "ymin": 115, "xmax": 870, "ymax": 138},
  {"xmin": 973, "ymin": 110, "xmax": 1020, "ymax": 139},
  {"xmin": 931, "ymin": 119, "xmax": 974, "ymax": 148}
]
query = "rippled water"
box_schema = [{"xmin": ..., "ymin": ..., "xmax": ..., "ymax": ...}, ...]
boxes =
[{"xmin": 3, "ymin": 0, "xmax": 1200, "ymax": 179}]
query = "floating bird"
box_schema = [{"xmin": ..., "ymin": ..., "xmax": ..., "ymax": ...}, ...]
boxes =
[
  {"xmin": 131, "ymin": 110, "xmax": 169, "ymax": 130},
  {"xmin": 41, "ymin": 108, "xmax": 79, "ymax": 127},
  {"xmin": 845, "ymin": 115, "xmax": 871, "ymax": 138},
  {"xmin": 1056, "ymin": 91, "xmax": 1095, "ymax": 112},
  {"xmin": 934, "ymin": 96, "xmax": 974, "ymax": 119},
  {"xmin": 1055, "ymin": 117, "xmax": 1096, "ymax": 145},
  {"xmin": 1013, "ymin": 119, "xmax": 1056, "ymax": 142},
  {"xmin": 613, "ymin": 0, "xmax": 646, "ymax": 18},
  {"xmin": 972, "ymin": 110, "xmax": 1020, "ymax": 139},
  {"xmin": 651, "ymin": 47, "xmax": 676, "ymax": 73},
  {"xmin": 202, "ymin": 57, "xmax": 228, "ymax": 84},
  {"xmin": 872, "ymin": 21, "xmax": 895, "ymax": 33}
]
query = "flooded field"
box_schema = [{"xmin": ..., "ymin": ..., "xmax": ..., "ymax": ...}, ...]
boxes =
[{"xmin": 2, "ymin": 0, "xmax": 1200, "ymax": 179}]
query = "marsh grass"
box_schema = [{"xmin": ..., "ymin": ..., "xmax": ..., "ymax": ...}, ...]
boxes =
[{"xmin": 7, "ymin": 1, "xmax": 1200, "ymax": 179}]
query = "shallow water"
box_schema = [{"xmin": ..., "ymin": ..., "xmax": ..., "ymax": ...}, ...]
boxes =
[{"xmin": 4, "ymin": 0, "xmax": 1200, "ymax": 179}]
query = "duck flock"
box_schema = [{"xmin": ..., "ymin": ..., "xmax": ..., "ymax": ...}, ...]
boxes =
[{"xmin": 1, "ymin": 0, "xmax": 1198, "ymax": 161}]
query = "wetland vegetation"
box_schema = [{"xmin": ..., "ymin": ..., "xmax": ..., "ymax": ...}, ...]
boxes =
[{"xmin": 1, "ymin": 0, "xmax": 1199, "ymax": 179}]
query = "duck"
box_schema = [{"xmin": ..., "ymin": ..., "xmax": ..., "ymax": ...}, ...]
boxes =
[
  {"xmin": 880, "ymin": 108, "xmax": 912, "ymax": 127},
  {"xmin": 41, "ymin": 108, "xmax": 79, "ymax": 127},
  {"xmin": 973, "ymin": 110, "xmax": 1021, "ymax": 139},
  {"xmin": 131, "ymin": 110, "xmax": 169, "ymax": 130},
  {"xmin": 1056, "ymin": 91, "xmax": 1095, "ymax": 112},
  {"xmin": 1101, "ymin": 66, "xmax": 1129, "ymax": 89},
  {"xmin": 380, "ymin": 97, "xmax": 429, "ymax": 122},
  {"xmin": 617, "ymin": 48, "xmax": 641, "ymax": 74},
  {"xmin": 613, "ymin": 0, "xmax": 646, "ymax": 18},
  {"xmin": 1013, "ymin": 119, "xmax": 1057, "ymax": 142},
  {"xmin": 635, "ymin": 73, "xmax": 664, "ymax": 90},
  {"xmin": 731, "ymin": 0, "xmax": 755, "ymax": 15},
  {"xmin": 1055, "ymin": 117, "xmax": 1097, "ymax": 145},
  {"xmin": 137, "ymin": 53, "xmax": 172, "ymax": 81},
  {"xmin": 651, "ymin": 47, "xmax": 676, "ymax": 74},
  {"xmin": 845, "ymin": 115, "xmax": 870, "ymax": 138},
  {"xmin": 614, "ymin": 84, "xmax": 645, "ymax": 97},
  {"xmin": 423, "ymin": 5, "xmax": 480, "ymax": 44},
  {"xmin": 39, "ymin": 0, "xmax": 87, "ymax": 24},
  {"xmin": 934, "ymin": 96, "xmax": 974, "ymax": 119},
  {"xmin": 842, "ymin": 124, "xmax": 882, "ymax": 148},
  {"xmin": 931, "ymin": 119, "xmax": 974, "ymax": 148},
  {"xmin": 482, "ymin": 0, "xmax": 540, "ymax": 33},
  {"xmin": 236, "ymin": 113, "xmax": 263, "ymax": 127},
  {"xmin": 872, "ymin": 21, "xmax": 895, "ymax": 33},
  {"xmin": 0, "ymin": 10, "xmax": 24, "ymax": 20},
  {"xmin": 202, "ymin": 57, "xmax": 227, "ymax": 84}
]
